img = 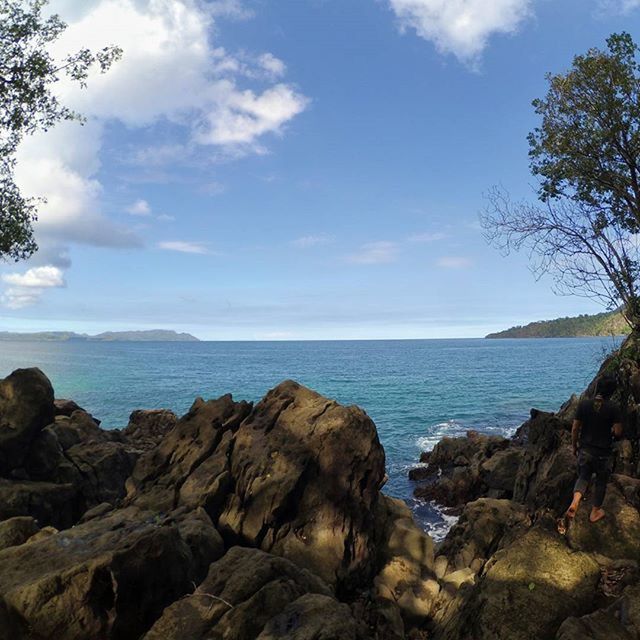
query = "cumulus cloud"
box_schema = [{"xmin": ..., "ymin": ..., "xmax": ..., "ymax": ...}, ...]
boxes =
[
  {"xmin": 347, "ymin": 242, "xmax": 399, "ymax": 265},
  {"xmin": 292, "ymin": 234, "xmax": 334, "ymax": 248},
  {"xmin": 1, "ymin": 266, "xmax": 66, "ymax": 309},
  {"xmin": 158, "ymin": 241, "xmax": 210, "ymax": 254},
  {"xmin": 126, "ymin": 199, "xmax": 152, "ymax": 216},
  {"xmin": 5, "ymin": 0, "xmax": 308, "ymax": 308},
  {"xmin": 436, "ymin": 256, "xmax": 473, "ymax": 268},
  {"xmin": 388, "ymin": 0, "xmax": 533, "ymax": 63}
]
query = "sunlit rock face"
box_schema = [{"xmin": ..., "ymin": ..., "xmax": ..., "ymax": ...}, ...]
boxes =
[{"xmin": 128, "ymin": 380, "xmax": 386, "ymax": 593}]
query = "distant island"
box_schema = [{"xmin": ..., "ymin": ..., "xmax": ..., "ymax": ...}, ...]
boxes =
[
  {"xmin": 486, "ymin": 310, "xmax": 630, "ymax": 339},
  {"xmin": 0, "ymin": 330, "xmax": 200, "ymax": 342}
]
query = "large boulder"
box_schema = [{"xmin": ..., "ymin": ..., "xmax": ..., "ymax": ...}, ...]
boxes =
[
  {"xmin": 0, "ymin": 369, "xmax": 54, "ymax": 474},
  {"xmin": 437, "ymin": 522, "xmax": 601, "ymax": 640},
  {"xmin": 144, "ymin": 546, "xmax": 363, "ymax": 640},
  {"xmin": 0, "ymin": 506, "xmax": 224, "ymax": 640},
  {"xmin": 216, "ymin": 380, "xmax": 386, "ymax": 592}
]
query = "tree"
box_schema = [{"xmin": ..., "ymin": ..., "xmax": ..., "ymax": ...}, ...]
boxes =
[
  {"xmin": 0, "ymin": 0, "xmax": 121, "ymax": 262},
  {"xmin": 482, "ymin": 33, "xmax": 640, "ymax": 329}
]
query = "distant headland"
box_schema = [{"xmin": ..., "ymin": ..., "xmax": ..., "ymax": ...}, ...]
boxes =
[
  {"xmin": 486, "ymin": 310, "xmax": 630, "ymax": 339},
  {"xmin": 0, "ymin": 330, "xmax": 200, "ymax": 342}
]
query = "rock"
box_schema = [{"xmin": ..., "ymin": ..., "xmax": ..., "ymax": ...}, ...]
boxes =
[
  {"xmin": 54, "ymin": 399, "xmax": 100, "ymax": 425},
  {"xmin": 440, "ymin": 568, "xmax": 475, "ymax": 592},
  {"xmin": 513, "ymin": 411, "xmax": 575, "ymax": 513},
  {"xmin": 566, "ymin": 479, "xmax": 640, "ymax": 560},
  {"xmin": 143, "ymin": 546, "xmax": 338, "ymax": 640},
  {"xmin": 437, "ymin": 523, "xmax": 601, "ymax": 640},
  {"xmin": 0, "ymin": 368, "xmax": 54, "ymax": 475},
  {"xmin": 217, "ymin": 381, "xmax": 386, "ymax": 593},
  {"xmin": 50, "ymin": 410, "xmax": 107, "ymax": 450},
  {"xmin": 0, "ymin": 506, "xmax": 225, "ymax": 640},
  {"xmin": 374, "ymin": 496, "xmax": 436, "ymax": 623},
  {"xmin": 0, "ymin": 517, "xmax": 40, "ymax": 551},
  {"xmin": 23, "ymin": 426, "xmax": 64, "ymax": 479},
  {"xmin": 127, "ymin": 394, "xmax": 252, "ymax": 513},
  {"xmin": 479, "ymin": 448, "xmax": 524, "ymax": 495},
  {"xmin": 122, "ymin": 409, "xmax": 178, "ymax": 450},
  {"xmin": 0, "ymin": 479, "xmax": 81, "ymax": 529},
  {"xmin": 434, "ymin": 556, "xmax": 449, "ymax": 580},
  {"xmin": 256, "ymin": 593, "xmax": 365, "ymax": 639},
  {"xmin": 556, "ymin": 584, "xmax": 640, "ymax": 639},
  {"xmin": 25, "ymin": 526, "xmax": 58, "ymax": 544},
  {"xmin": 438, "ymin": 499, "xmax": 530, "ymax": 574},
  {"xmin": 79, "ymin": 502, "xmax": 114, "ymax": 523},
  {"xmin": 409, "ymin": 466, "xmax": 431, "ymax": 482}
]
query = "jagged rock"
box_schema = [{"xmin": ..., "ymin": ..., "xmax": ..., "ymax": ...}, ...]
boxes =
[
  {"xmin": 126, "ymin": 394, "xmax": 252, "ymax": 512},
  {"xmin": 556, "ymin": 583, "xmax": 640, "ymax": 639},
  {"xmin": 0, "ymin": 517, "xmax": 40, "ymax": 551},
  {"xmin": 0, "ymin": 368, "xmax": 54, "ymax": 475},
  {"xmin": 216, "ymin": 380, "xmax": 386, "ymax": 592},
  {"xmin": 566, "ymin": 479, "xmax": 640, "ymax": 560},
  {"xmin": 438, "ymin": 498, "xmax": 531, "ymax": 573},
  {"xmin": 122, "ymin": 409, "xmax": 178, "ymax": 450},
  {"xmin": 50, "ymin": 410, "xmax": 108, "ymax": 450},
  {"xmin": 0, "ymin": 479, "xmax": 81, "ymax": 529},
  {"xmin": 513, "ymin": 410, "xmax": 575, "ymax": 513},
  {"xmin": 54, "ymin": 399, "xmax": 100, "ymax": 425},
  {"xmin": 479, "ymin": 448, "xmax": 524, "ymax": 495},
  {"xmin": 374, "ymin": 496, "xmax": 436, "ymax": 624},
  {"xmin": 0, "ymin": 507, "xmax": 224, "ymax": 640},
  {"xmin": 437, "ymin": 523, "xmax": 601, "ymax": 640},
  {"xmin": 143, "ymin": 546, "xmax": 347, "ymax": 640}
]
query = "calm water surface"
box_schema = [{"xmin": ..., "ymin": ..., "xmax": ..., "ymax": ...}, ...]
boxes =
[{"xmin": 0, "ymin": 337, "xmax": 619, "ymax": 538}]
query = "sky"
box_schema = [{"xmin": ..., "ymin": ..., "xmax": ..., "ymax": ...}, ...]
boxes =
[{"xmin": 1, "ymin": 0, "xmax": 639, "ymax": 340}]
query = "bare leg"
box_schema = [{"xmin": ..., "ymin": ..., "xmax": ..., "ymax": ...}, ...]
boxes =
[{"xmin": 567, "ymin": 491, "xmax": 582, "ymax": 518}]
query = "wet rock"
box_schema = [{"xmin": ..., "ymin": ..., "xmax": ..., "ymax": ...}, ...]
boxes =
[
  {"xmin": 0, "ymin": 507, "xmax": 225, "ymax": 640},
  {"xmin": 143, "ymin": 546, "xmax": 340, "ymax": 640},
  {"xmin": 0, "ymin": 517, "xmax": 40, "ymax": 551},
  {"xmin": 0, "ymin": 368, "xmax": 54, "ymax": 474}
]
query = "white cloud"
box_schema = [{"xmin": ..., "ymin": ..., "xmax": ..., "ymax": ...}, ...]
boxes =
[
  {"xmin": 597, "ymin": 0, "xmax": 640, "ymax": 12},
  {"xmin": 8, "ymin": 0, "xmax": 308, "ymax": 307},
  {"xmin": 388, "ymin": 0, "xmax": 533, "ymax": 63},
  {"xmin": 1, "ymin": 266, "xmax": 66, "ymax": 309},
  {"xmin": 158, "ymin": 241, "xmax": 210, "ymax": 254},
  {"xmin": 436, "ymin": 256, "xmax": 473, "ymax": 268},
  {"xmin": 408, "ymin": 232, "xmax": 446, "ymax": 243},
  {"xmin": 347, "ymin": 242, "xmax": 398, "ymax": 265},
  {"xmin": 292, "ymin": 234, "xmax": 334, "ymax": 248},
  {"xmin": 126, "ymin": 199, "xmax": 152, "ymax": 216}
]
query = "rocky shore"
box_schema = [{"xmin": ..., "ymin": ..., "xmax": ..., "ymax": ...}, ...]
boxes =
[{"xmin": 1, "ymin": 333, "xmax": 640, "ymax": 639}]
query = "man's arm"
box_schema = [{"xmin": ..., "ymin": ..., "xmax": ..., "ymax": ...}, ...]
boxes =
[{"xmin": 572, "ymin": 419, "xmax": 582, "ymax": 455}]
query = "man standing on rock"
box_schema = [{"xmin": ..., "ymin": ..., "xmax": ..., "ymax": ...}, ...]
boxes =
[{"xmin": 565, "ymin": 375, "xmax": 623, "ymax": 526}]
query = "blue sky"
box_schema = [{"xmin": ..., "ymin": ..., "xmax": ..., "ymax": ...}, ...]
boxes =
[{"xmin": 1, "ymin": 0, "xmax": 639, "ymax": 339}]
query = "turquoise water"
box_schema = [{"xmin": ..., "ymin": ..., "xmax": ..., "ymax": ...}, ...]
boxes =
[{"xmin": 0, "ymin": 337, "xmax": 619, "ymax": 538}]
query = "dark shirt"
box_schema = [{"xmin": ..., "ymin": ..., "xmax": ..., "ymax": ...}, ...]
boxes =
[{"xmin": 575, "ymin": 397, "xmax": 621, "ymax": 455}]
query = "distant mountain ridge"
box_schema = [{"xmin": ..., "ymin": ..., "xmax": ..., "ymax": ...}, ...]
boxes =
[
  {"xmin": 486, "ymin": 310, "xmax": 630, "ymax": 339},
  {"xmin": 0, "ymin": 330, "xmax": 200, "ymax": 342}
]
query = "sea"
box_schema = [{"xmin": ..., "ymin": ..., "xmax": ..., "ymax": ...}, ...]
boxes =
[{"xmin": 0, "ymin": 336, "xmax": 621, "ymax": 540}]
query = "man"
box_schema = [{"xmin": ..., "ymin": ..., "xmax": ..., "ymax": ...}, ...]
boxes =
[{"xmin": 565, "ymin": 375, "xmax": 623, "ymax": 524}]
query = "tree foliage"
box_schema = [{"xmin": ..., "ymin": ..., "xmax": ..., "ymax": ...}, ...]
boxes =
[
  {"xmin": 0, "ymin": 0, "xmax": 121, "ymax": 262},
  {"xmin": 483, "ymin": 33, "xmax": 640, "ymax": 329}
]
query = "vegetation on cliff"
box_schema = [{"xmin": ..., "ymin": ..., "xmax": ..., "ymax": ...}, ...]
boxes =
[{"xmin": 486, "ymin": 310, "xmax": 630, "ymax": 338}]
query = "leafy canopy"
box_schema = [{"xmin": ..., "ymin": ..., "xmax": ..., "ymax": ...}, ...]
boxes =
[
  {"xmin": 0, "ymin": 0, "xmax": 121, "ymax": 261},
  {"xmin": 528, "ymin": 32, "xmax": 640, "ymax": 231}
]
